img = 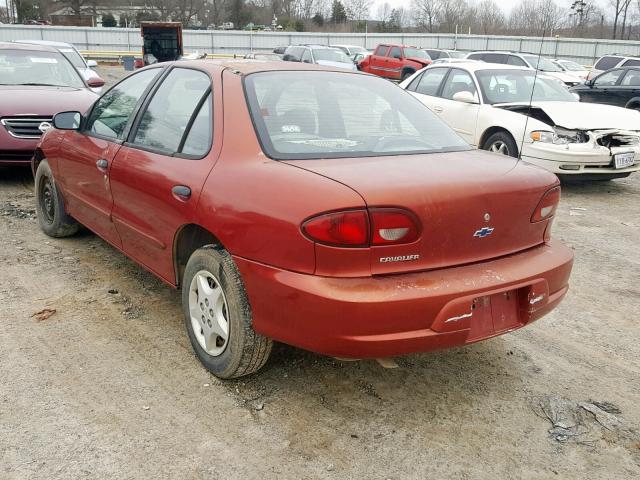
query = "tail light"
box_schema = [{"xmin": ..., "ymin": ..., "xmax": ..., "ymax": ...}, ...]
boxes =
[
  {"xmin": 531, "ymin": 186, "xmax": 561, "ymax": 223},
  {"xmin": 370, "ymin": 208, "xmax": 420, "ymax": 246},
  {"xmin": 302, "ymin": 208, "xmax": 420, "ymax": 247},
  {"xmin": 302, "ymin": 210, "xmax": 369, "ymax": 247}
]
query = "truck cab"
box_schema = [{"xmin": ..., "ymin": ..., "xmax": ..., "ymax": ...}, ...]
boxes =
[{"xmin": 359, "ymin": 44, "xmax": 432, "ymax": 81}]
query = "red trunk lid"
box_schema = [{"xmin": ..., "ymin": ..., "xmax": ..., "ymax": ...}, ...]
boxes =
[{"xmin": 286, "ymin": 149, "xmax": 559, "ymax": 275}]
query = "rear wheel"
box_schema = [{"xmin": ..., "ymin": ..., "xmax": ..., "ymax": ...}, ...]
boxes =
[
  {"xmin": 34, "ymin": 160, "xmax": 79, "ymax": 238},
  {"xmin": 482, "ymin": 131, "xmax": 518, "ymax": 158},
  {"xmin": 182, "ymin": 245, "xmax": 272, "ymax": 379}
]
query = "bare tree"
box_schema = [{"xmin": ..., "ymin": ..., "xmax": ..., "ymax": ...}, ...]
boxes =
[
  {"xmin": 344, "ymin": 0, "xmax": 372, "ymax": 20},
  {"xmin": 509, "ymin": 0, "xmax": 565, "ymax": 36},
  {"xmin": 439, "ymin": 0, "xmax": 468, "ymax": 33},
  {"xmin": 411, "ymin": 0, "xmax": 440, "ymax": 32},
  {"xmin": 477, "ymin": 0, "xmax": 504, "ymax": 34}
]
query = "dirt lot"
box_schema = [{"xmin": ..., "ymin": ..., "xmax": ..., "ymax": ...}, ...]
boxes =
[{"xmin": 1, "ymin": 66, "xmax": 640, "ymax": 479}]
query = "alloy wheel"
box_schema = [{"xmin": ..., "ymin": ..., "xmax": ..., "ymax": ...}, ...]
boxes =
[{"xmin": 490, "ymin": 141, "xmax": 509, "ymax": 155}]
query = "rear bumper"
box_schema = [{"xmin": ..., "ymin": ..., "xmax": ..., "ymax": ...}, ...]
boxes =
[{"xmin": 235, "ymin": 240, "xmax": 574, "ymax": 358}]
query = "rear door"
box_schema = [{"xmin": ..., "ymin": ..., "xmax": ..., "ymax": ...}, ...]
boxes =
[
  {"xmin": 109, "ymin": 67, "xmax": 219, "ymax": 283},
  {"xmin": 369, "ymin": 45, "xmax": 390, "ymax": 76},
  {"xmin": 617, "ymin": 69, "xmax": 640, "ymax": 107},
  {"xmin": 386, "ymin": 46, "xmax": 404, "ymax": 80},
  {"xmin": 58, "ymin": 68, "xmax": 162, "ymax": 247}
]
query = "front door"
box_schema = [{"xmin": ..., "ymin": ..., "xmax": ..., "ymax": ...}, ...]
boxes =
[
  {"xmin": 109, "ymin": 67, "xmax": 217, "ymax": 283},
  {"xmin": 436, "ymin": 68, "xmax": 480, "ymax": 145},
  {"xmin": 58, "ymin": 68, "xmax": 162, "ymax": 246},
  {"xmin": 582, "ymin": 69, "xmax": 625, "ymax": 105}
]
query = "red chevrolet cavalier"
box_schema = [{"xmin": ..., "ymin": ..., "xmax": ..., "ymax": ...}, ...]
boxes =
[{"xmin": 33, "ymin": 61, "xmax": 574, "ymax": 378}]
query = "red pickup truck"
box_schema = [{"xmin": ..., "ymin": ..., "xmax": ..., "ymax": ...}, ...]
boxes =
[{"xmin": 359, "ymin": 44, "xmax": 432, "ymax": 81}]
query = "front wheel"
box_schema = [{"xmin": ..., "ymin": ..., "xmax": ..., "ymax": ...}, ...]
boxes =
[
  {"xmin": 482, "ymin": 131, "xmax": 519, "ymax": 158},
  {"xmin": 34, "ymin": 160, "xmax": 79, "ymax": 238},
  {"xmin": 182, "ymin": 246, "xmax": 272, "ymax": 379}
]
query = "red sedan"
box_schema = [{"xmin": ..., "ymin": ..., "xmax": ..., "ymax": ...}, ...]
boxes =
[{"xmin": 33, "ymin": 61, "xmax": 573, "ymax": 378}]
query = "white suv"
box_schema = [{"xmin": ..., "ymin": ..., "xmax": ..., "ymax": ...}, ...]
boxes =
[{"xmin": 588, "ymin": 54, "xmax": 640, "ymax": 80}]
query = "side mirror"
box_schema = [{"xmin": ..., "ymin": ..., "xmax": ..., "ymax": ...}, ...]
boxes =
[
  {"xmin": 585, "ymin": 79, "xmax": 594, "ymax": 87},
  {"xmin": 452, "ymin": 90, "xmax": 478, "ymax": 104},
  {"xmin": 86, "ymin": 60, "xmax": 98, "ymax": 68},
  {"xmin": 87, "ymin": 77, "xmax": 105, "ymax": 88},
  {"xmin": 53, "ymin": 111, "xmax": 82, "ymax": 130}
]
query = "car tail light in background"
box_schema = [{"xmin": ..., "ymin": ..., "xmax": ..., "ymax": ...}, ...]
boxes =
[
  {"xmin": 302, "ymin": 208, "xmax": 420, "ymax": 247},
  {"xmin": 531, "ymin": 186, "xmax": 561, "ymax": 223},
  {"xmin": 369, "ymin": 208, "xmax": 420, "ymax": 246},
  {"xmin": 302, "ymin": 210, "xmax": 369, "ymax": 247}
]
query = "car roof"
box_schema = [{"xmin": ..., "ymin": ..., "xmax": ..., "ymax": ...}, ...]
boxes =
[
  {"xmin": 429, "ymin": 62, "xmax": 534, "ymax": 73},
  {"xmin": 168, "ymin": 59, "xmax": 361, "ymax": 75},
  {"xmin": 0, "ymin": 41, "xmax": 59, "ymax": 53},
  {"xmin": 14, "ymin": 39, "xmax": 74, "ymax": 48}
]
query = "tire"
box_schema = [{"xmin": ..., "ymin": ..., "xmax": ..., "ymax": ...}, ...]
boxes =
[
  {"xmin": 34, "ymin": 159, "xmax": 79, "ymax": 238},
  {"xmin": 400, "ymin": 69, "xmax": 415, "ymax": 81},
  {"xmin": 182, "ymin": 245, "xmax": 272, "ymax": 379},
  {"xmin": 482, "ymin": 131, "xmax": 519, "ymax": 158}
]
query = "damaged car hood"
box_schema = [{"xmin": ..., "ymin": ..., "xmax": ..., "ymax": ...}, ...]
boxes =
[{"xmin": 497, "ymin": 101, "xmax": 640, "ymax": 130}]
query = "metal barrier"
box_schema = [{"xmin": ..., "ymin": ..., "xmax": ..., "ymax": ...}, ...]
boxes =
[{"xmin": 3, "ymin": 24, "xmax": 640, "ymax": 64}]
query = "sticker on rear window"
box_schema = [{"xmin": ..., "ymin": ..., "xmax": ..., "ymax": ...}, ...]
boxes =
[
  {"xmin": 281, "ymin": 125, "xmax": 301, "ymax": 133},
  {"xmin": 30, "ymin": 57, "xmax": 58, "ymax": 64}
]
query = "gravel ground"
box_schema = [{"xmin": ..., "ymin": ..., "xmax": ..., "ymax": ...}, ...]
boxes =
[{"xmin": 0, "ymin": 66, "xmax": 639, "ymax": 479}]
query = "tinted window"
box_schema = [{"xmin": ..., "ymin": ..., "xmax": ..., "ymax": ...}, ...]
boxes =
[
  {"xmin": 622, "ymin": 59, "xmax": 640, "ymax": 67},
  {"xmin": 414, "ymin": 68, "xmax": 448, "ymax": 96},
  {"xmin": 87, "ymin": 68, "xmax": 160, "ymax": 140},
  {"xmin": 181, "ymin": 92, "xmax": 212, "ymax": 157},
  {"xmin": 132, "ymin": 68, "xmax": 211, "ymax": 154},
  {"xmin": 467, "ymin": 53, "xmax": 484, "ymax": 61},
  {"xmin": 594, "ymin": 69, "xmax": 624, "ymax": 86},
  {"xmin": 507, "ymin": 55, "xmax": 527, "ymax": 67},
  {"xmin": 441, "ymin": 69, "xmax": 477, "ymax": 99},
  {"xmin": 426, "ymin": 50, "xmax": 441, "ymax": 60},
  {"xmin": 594, "ymin": 56, "xmax": 623, "ymax": 70},
  {"xmin": 375, "ymin": 45, "xmax": 389, "ymax": 56},
  {"xmin": 389, "ymin": 47, "xmax": 402, "ymax": 59},
  {"xmin": 484, "ymin": 53, "xmax": 508, "ymax": 64},
  {"xmin": 244, "ymin": 71, "xmax": 469, "ymax": 160},
  {"xmin": 620, "ymin": 69, "xmax": 640, "ymax": 86},
  {"xmin": 285, "ymin": 47, "xmax": 303, "ymax": 61}
]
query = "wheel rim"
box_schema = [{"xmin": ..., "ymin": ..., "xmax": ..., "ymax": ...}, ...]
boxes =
[
  {"xmin": 489, "ymin": 140, "xmax": 509, "ymax": 155},
  {"xmin": 189, "ymin": 270, "xmax": 229, "ymax": 356},
  {"xmin": 40, "ymin": 176, "xmax": 55, "ymax": 224}
]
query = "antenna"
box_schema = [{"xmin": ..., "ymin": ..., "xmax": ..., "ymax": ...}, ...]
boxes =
[{"xmin": 518, "ymin": 28, "xmax": 547, "ymax": 161}]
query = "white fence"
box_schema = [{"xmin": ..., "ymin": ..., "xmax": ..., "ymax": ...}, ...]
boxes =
[{"xmin": 2, "ymin": 24, "xmax": 640, "ymax": 63}]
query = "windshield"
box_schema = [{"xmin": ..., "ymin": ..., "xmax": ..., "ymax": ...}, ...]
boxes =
[
  {"xmin": 404, "ymin": 48, "xmax": 430, "ymax": 59},
  {"xmin": 448, "ymin": 51, "xmax": 465, "ymax": 58},
  {"xmin": 312, "ymin": 48, "xmax": 352, "ymax": 64},
  {"xmin": 476, "ymin": 69, "xmax": 577, "ymax": 104},
  {"xmin": 350, "ymin": 46, "xmax": 368, "ymax": 54},
  {"xmin": 559, "ymin": 60, "xmax": 585, "ymax": 71},
  {"xmin": 244, "ymin": 71, "xmax": 469, "ymax": 160},
  {"xmin": 59, "ymin": 48, "xmax": 86, "ymax": 68},
  {"xmin": 522, "ymin": 55, "xmax": 562, "ymax": 72},
  {"xmin": 0, "ymin": 49, "xmax": 85, "ymax": 88}
]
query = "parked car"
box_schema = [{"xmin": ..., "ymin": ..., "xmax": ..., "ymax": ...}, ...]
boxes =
[
  {"xmin": 551, "ymin": 58, "xmax": 590, "ymax": 82},
  {"xmin": 432, "ymin": 58, "xmax": 479, "ymax": 65},
  {"xmin": 401, "ymin": 63, "xmax": 640, "ymax": 180},
  {"xmin": 329, "ymin": 44, "xmax": 369, "ymax": 57},
  {"xmin": 424, "ymin": 49, "xmax": 465, "ymax": 60},
  {"xmin": 243, "ymin": 52, "xmax": 283, "ymax": 61},
  {"xmin": 273, "ymin": 46, "xmax": 288, "ymax": 54},
  {"xmin": 283, "ymin": 45, "xmax": 356, "ymax": 70},
  {"xmin": 571, "ymin": 66, "xmax": 640, "ymax": 110},
  {"xmin": 359, "ymin": 44, "xmax": 432, "ymax": 81},
  {"xmin": 0, "ymin": 42, "xmax": 99, "ymax": 166},
  {"xmin": 14, "ymin": 40, "xmax": 105, "ymax": 93},
  {"xmin": 587, "ymin": 54, "xmax": 640, "ymax": 80},
  {"xmin": 465, "ymin": 51, "xmax": 581, "ymax": 87},
  {"xmin": 33, "ymin": 60, "xmax": 573, "ymax": 378}
]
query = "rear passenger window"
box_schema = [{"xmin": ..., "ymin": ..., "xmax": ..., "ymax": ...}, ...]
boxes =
[
  {"xmin": 467, "ymin": 53, "xmax": 484, "ymax": 61},
  {"xmin": 622, "ymin": 59, "xmax": 640, "ymax": 67},
  {"xmin": 181, "ymin": 93, "xmax": 212, "ymax": 157},
  {"xmin": 375, "ymin": 45, "xmax": 389, "ymax": 56},
  {"xmin": 507, "ymin": 55, "xmax": 527, "ymax": 67},
  {"xmin": 132, "ymin": 68, "xmax": 211, "ymax": 156},
  {"xmin": 621, "ymin": 70, "xmax": 640, "ymax": 86},
  {"xmin": 414, "ymin": 68, "xmax": 447, "ymax": 96},
  {"xmin": 594, "ymin": 56, "xmax": 623, "ymax": 70}
]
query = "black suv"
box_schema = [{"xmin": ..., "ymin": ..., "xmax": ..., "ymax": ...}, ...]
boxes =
[{"xmin": 571, "ymin": 66, "xmax": 640, "ymax": 110}]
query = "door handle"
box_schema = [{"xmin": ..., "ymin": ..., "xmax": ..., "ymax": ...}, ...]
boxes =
[
  {"xmin": 172, "ymin": 185, "xmax": 191, "ymax": 200},
  {"xmin": 96, "ymin": 158, "xmax": 108, "ymax": 170},
  {"xmin": 433, "ymin": 106, "xmax": 444, "ymax": 113}
]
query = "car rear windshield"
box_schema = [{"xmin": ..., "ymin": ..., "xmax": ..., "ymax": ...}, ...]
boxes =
[
  {"xmin": 476, "ymin": 69, "xmax": 577, "ymax": 104},
  {"xmin": 244, "ymin": 71, "xmax": 469, "ymax": 160},
  {"xmin": 594, "ymin": 56, "xmax": 623, "ymax": 70},
  {"xmin": 0, "ymin": 49, "xmax": 84, "ymax": 88}
]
